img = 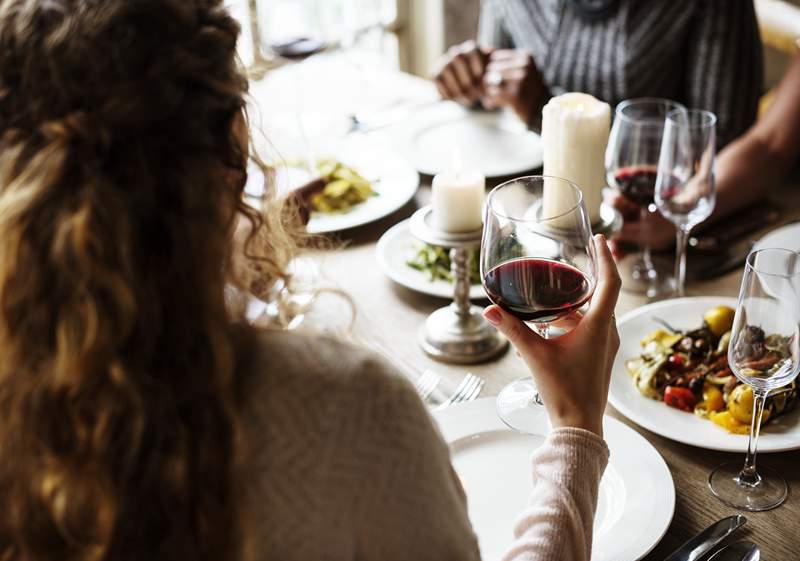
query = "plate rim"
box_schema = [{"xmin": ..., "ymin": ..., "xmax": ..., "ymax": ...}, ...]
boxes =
[
  {"xmin": 433, "ymin": 397, "xmax": 675, "ymax": 561},
  {"xmin": 753, "ymin": 221, "xmax": 800, "ymax": 252},
  {"xmin": 409, "ymin": 110, "xmax": 543, "ymax": 178},
  {"xmin": 376, "ymin": 218, "xmax": 487, "ymax": 300},
  {"xmin": 608, "ymin": 296, "xmax": 800, "ymax": 453}
]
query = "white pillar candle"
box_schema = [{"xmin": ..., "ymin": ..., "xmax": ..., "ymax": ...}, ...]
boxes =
[
  {"xmin": 431, "ymin": 168, "xmax": 485, "ymax": 233},
  {"xmin": 541, "ymin": 92, "xmax": 610, "ymax": 225}
]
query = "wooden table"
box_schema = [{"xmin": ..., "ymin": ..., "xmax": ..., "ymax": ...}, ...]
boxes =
[{"xmin": 251, "ymin": 56, "xmax": 800, "ymax": 560}]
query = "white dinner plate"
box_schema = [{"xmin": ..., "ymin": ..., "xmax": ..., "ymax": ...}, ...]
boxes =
[
  {"xmin": 609, "ymin": 297, "xmax": 800, "ymax": 453},
  {"xmin": 245, "ymin": 148, "xmax": 419, "ymax": 234},
  {"xmin": 434, "ymin": 398, "xmax": 674, "ymax": 561},
  {"xmin": 753, "ymin": 221, "xmax": 800, "ymax": 253},
  {"xmin": 407, "ymin": 103, "xmax": 543, "ymax": 178},
  {"xmin": 376, "ymin": 219, "xmax": 487, "ymax": 300}
]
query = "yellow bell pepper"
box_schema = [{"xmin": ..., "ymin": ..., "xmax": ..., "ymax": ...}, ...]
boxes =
[
  {"xmin": 702, "ymin": 384, "xmax": 725, "ymax": 413},
  {"xmin": 709, "ymin": 411, "xmax": 750, "ymax": 434}
]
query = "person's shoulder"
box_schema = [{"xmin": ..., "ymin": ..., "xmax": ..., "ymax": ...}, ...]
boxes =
[{"xmin": 242, "ymin": 328, "xmax": 417, "ymax": 405}]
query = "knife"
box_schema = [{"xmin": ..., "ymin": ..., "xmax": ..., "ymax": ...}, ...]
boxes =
[{"xmin": 663, "ymin": 515, "xmax": 747, "ymax": 561}]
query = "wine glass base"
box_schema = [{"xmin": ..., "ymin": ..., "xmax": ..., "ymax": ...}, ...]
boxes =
[
  {"xmin": 619, "ymin": 255, "xmax": 674, "ymax": 298},
  {"xmin": 496, "ymin": 378, "xmax": 549, "ymax": 435},
  {"xmin": 708, "ymin": 462, "xmax": 788, "ymax": 512}
]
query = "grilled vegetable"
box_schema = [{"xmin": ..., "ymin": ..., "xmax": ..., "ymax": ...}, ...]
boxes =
[
  {"xmin": 310, "ymin": 159, "xmax": 376, "ymax": 213},
  {"xmin": 406, "ymin": 244, "xmax": 480, "ymax": 284},
  {"xmin": 625, "ymin": 307, "xmax": 797, "ymax": 434},
  {"xmin": 703, "ymin": 305, "xmax": 735, "ymax": 337},
  {"xmin": 664, "ymin": 386, "xmax": 697, "ymax": 412}
]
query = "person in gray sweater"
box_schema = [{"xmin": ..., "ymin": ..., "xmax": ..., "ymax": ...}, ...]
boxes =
[{"xmin": 436, "ymin": 0, "xmax": 762, "ymax": 147}]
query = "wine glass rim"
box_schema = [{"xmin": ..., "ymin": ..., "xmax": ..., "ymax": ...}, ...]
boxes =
[
  {"xmin": 745, "ymin": 247, "xmax": 800, "ymax": 277},
  {"xmin": 486, "ymin": 175, "xmax": 584, "ymax": 222},
  {"xmin": 614, "ymin": 97, "xmax": 687, "ymax": 123},
  {"xmin": 666, "ymin": 108, "xmax": 717, "ymax": 129}
]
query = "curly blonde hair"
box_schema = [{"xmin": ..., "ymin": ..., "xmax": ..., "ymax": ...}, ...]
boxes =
[{"xmin": 0, "ymin": 1, "xmax": 294, "ymax": 559}]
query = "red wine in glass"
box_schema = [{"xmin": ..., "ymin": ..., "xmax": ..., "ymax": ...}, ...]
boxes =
[
  {"xmin": 483, "ymin": 257, "xmax": 592, "ymax": 323},
  {"xmin": 612, "ymin": 165, "xmax": 658, "ymax": 207}
]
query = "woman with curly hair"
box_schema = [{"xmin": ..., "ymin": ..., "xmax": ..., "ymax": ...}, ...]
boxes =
[{"xmin": 0, "ymin": 1, "xmax": 620, "ymax": 561}]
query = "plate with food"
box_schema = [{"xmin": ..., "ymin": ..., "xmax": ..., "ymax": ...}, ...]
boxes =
[
  {"xmin": 245, "ymin": 152, "xmax": 419, "ymax": 234},
  {"xmin": 435, "ymin": 398, "xmax": 674, "ymax": 561},
  {"xmin": 376, "ymin": 219, "xmax": 486, "ymax": 300},
  {"xmin": 609, "ymin": 297, "xmax": 800, "ymax": 452}
]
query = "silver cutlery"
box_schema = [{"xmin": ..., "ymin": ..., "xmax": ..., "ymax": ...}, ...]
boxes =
[
  {"xmin": 663, "ymin": 515, "xmax": 747, "ymax": 561},
  {"xmin": 348, "ymin": 99, "xmax": 443, "ymax": 134},
  {"xmin": 436, "ymin": 373, "xmax": 484, "ymax": 410},
  {"xmin": 707, "ymin": 541, "xmax": 760, "ymax": 561},
  {"xmin": 414, "ymin": 369, "xmax": 441, "ymax": 401}
]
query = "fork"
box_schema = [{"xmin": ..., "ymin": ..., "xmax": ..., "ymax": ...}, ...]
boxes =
[
  {"xmin": 414, "ymin": 369, "xmax": 441, "ymax": 401},
  {"xmin": 436, "ymin": 373, "xmax": 484, "ymax": 410}
]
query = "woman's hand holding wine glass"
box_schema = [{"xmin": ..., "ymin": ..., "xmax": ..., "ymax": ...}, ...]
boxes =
[
  {"xmin": 484, "ymin": 234, "xmax": 621, "ymax": 437},
  {"xmin": 480, "ymin": 175, "xmax": 620, "ymax": 435}
]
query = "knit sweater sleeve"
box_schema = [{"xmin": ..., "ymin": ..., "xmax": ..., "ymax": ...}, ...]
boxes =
[
  {"xmin": 501, "ymin": 428, "xmax": 609, "ymax": 561},
  {"xmin": 353, "ymin": 355, "xmax": 609, "ymax": 561},
  {"xmin": 351, "ymin": 358, "xmax": 481, "ymax": 561},
  {"xmin": 685, "ymin": 0, "xmax": 762, "ymax": 148}
]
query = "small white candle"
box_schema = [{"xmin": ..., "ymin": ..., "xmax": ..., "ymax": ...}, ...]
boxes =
[
  {"xmin": 542, "ymin": 92, "xmax": 610, "ymax": 224},
  {"xmin": 431, "ymin": 154, "xmax": 485, "ymax": 233}
]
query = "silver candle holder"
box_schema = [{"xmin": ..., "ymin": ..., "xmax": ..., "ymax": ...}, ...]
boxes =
[{"xmin": 408, "ymin": 206, "xmax": 508, "ymax": 364}]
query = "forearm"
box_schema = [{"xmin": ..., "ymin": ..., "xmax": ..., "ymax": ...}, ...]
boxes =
[
  {"xmin": 501, "ymin": 428, "xmax": 609, "ymax": 561},
  {"xmin": 707, "ymin": 134, "xmax": 787, "ymax": 225}
]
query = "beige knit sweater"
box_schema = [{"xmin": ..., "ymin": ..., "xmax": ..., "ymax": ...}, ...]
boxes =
[{"xmin": 238, "ymin": 331, "xmax": 609, "ymax": 561}]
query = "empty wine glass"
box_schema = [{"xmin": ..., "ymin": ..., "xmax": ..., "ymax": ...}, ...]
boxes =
[
  {"xmin": 605, "ymin": 98, "xmax": 685, "ymax": 298},
  {"xmin": 708, "ymin": 248, "xmax": 800, "ymax": 511},
  {"xmin": 481, "ymin": 176, "xmax": 597, "ymax": 433},
  {"xmin": 655, "ymin": 109, "xmax": 717, "ymax": 297}
]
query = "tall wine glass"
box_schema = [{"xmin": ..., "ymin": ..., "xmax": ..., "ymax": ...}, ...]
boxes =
[
  {"xmin": 481, "ymin": 176, "xmax": 597, "ymax": 433},
  {"xmin": 709, "ymin": 248, "xmax": 800, "ymax": 511},
  {"xmin": 605, "ymin": 98, "xmax": 685, "ymax": 298},
  {"xmin": 655, "ymin": 109, "xmax": 716, "ymax": 297}
]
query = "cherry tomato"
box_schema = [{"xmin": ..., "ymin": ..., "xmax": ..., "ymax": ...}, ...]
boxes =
[
  {"xmin": 664, "ymin": 386, "xmax": 697, "ymax": 412},
  {"xmin": 667, "ymin": 353, "xmax": 685, "ymax": 368}
]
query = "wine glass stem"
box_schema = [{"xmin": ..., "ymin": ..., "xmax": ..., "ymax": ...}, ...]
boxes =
[
  {"xmin": 674, "ymin": 227, "xmax": 689, "ymax": 297},
  {"xmin": 641, "ymin": 207, "xmax": 655, "ymax": 273},
  {"xmin": 450, "ymin": 247, "xmax": 472, "ymax": 321},
  {"xmin": 534, "ymin": 323, "xmax": 549, "ymax": 340},
  {"xmin": 738, "ymin": 389, "xmax": 769, "ymax": 485}
]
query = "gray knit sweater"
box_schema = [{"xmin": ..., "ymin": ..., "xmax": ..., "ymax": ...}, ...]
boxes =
[
  {"xmin": 479, "ymin": 0, "xmax": 763, "ymax": 146},
  {"xmin": 238, "ymin": 330, "xmax": 609, "ymax": 560}
]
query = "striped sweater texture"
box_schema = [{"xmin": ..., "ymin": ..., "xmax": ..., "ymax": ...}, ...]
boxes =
[{"xmin": 479, "ymin": 0, "xmax": 763, "ymax": 146}]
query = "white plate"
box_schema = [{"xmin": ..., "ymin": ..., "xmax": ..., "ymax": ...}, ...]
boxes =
[
  {"xmin": 753, "ymin": 222, "xmax": 800, "ymax": 253},
  {"xmin": 434, "ymin": 398, "xmax": 674, "ymax": 561},
  {"xmin": 376, "ymin": 219, "xmax": 486, "ymax": 300},
  {"xmin": 245, "ymin": 149, "xmax": 419, "ymax": 234},
  {"xmin": 408, "ymin": 104, "xmax": 543, "ymax": 178},
  {"xmin": 609, "ymin": 297, "xmax": 800, "ymax": 453}
]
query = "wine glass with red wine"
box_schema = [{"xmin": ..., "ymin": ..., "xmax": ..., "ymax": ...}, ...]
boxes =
[
  {"xmin": 481, "ymin": 176, "xmax": 597, "ymax": 433},
  {"xmin": 605, "ymin": 98, "xmax": 685, "ymax": 298}
]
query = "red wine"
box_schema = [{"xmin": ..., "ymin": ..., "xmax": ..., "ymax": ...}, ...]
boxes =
[
  {"xmin": 483, "ymin": 257, "xmax": 592, "ymax": 322},
  {"xmin": 613, "ymin": 166, "xmax": 657, "ymax": 207}
]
